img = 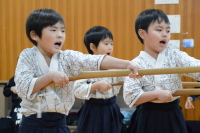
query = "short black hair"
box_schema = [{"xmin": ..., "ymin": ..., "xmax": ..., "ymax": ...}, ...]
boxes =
[
  {"xmin": 26, "ymin": 8, "xmax": 65, "ymax": 46},
  {"xmin": 135, "ymin": 9, "xmax": 170, "ymax": 44},
  {"xmin": 84, "ymin": 26, "xmax": 113, "ymax": 54}
]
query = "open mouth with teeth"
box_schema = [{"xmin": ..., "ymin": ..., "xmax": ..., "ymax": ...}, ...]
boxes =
[
  {"xmin": 160, "ymin": 40, "xmax": 166, "ymax": 45},
  {"xmin": 55, "ymin": 42, "xmax": 61, "ymax": 47}
]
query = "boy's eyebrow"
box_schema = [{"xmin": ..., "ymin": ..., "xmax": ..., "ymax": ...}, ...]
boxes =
[
  {"xmin": 103, "ymin": 40, "xmax": 113, "ymax": 43},
  {"xmin": 50, "ymin": 25, "xmax": 65, "ymax": 29},
  {"xmin": 155, "ymin": 26, "xmax": 171, "ymax": 29}
]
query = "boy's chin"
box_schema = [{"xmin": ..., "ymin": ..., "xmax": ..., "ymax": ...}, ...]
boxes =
[
  {"xmin": 158, "ymin": 49, "xmax": 166, "ymax": 53},
  {"xmin": 154, "ymin": 48, "xmax": 166, "ymax": 53},
  {"xmin": 53, "ymin": 49, "xmax": 61, "ymax": 53}
]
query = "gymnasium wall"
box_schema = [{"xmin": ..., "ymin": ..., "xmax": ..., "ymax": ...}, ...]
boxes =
[{"xmin": 1, "ymin": 0, "xmax": 200, "ymax": 120}]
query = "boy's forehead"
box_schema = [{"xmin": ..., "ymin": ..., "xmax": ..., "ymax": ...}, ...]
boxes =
[
  {"xmin": 150, "ymin": 20, "xmax": 170, "ymax": 27},
  {"xmin": 50, "ymin": 22, "xmax": 65, "ymax": 28},
  {"xmin": 102, "ymin": 37, "xmax": 113, "ymax": 42}
]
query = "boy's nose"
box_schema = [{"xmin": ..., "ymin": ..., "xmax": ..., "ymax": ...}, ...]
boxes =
[
  {"xmin": 58, "ymin": 32, "xmax": 64, "ymax": 38},
  {"xmin": 163, "ymin": 31, "xmax": 169, "ymax": 37},
  {"xmin": 108, "ymin": 44, "xmax": 113, "ymax": 49}
]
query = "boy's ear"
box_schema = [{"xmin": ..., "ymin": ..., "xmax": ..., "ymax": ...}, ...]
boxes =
[
  {"xmin": 30, "ymin": 31, "xmax": 38, "ymax": 41},
  {"xmin": 90, "ymin": 43, "xmax": 96, "ymax": 51},
  {"xmin": 138, "ymin": 29, "xmax": 146, "ymax": 39}
]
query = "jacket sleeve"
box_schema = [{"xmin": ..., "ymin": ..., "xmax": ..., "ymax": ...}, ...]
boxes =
[
  {"xmin": 74, "ymin": 79, "xmax": 93, "ymax": 100},
  {"xmin": 3, "ymin": 76, "xmax": 15, "ymax": 97}
]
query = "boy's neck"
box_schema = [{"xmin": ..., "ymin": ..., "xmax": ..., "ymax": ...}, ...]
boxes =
[
  {"xmin": 44, "ymin": 55, "xmax": 52, "ymax": 66},
  {"xmin": 36, "ymin": 46, "xmax": 53, "ymax": 66},
  {"xmin": 144, "ymin": 49, "xmax": 159, "ymax": 60}
]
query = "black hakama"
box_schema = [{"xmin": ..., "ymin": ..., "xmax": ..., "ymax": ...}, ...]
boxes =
[
  {"xmin": 75, "ymin": 96, "xmax": 126, "ymax": 133},
  {"xmin": 17, "ymin": 112, "xmax": 70, "ymax": 133},
  {"xmin": 125, "ymin": 99, "xmax": 188, "ymax": 133}
]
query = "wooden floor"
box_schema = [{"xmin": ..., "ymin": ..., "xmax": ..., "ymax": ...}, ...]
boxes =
[{"xmin": 69, "ymin": 126, "xmax": 77, "ymax": 132}]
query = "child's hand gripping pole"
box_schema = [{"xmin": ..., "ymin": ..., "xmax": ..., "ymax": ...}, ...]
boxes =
[{"xmin": 151, "ymin": 89, "xmax": 200, "ymax": 103}]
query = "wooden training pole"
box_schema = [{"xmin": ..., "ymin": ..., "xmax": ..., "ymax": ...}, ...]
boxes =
[
  {"xmin": 172, "ymin": 89, "xmax": 200, "ymax": 96},
  {"xmin": 151, "ymin": 89, "xmax": 200, "ymax": 103},
  {"xmin": 111, "ymin": 81, "xmax": 200, "ymax": 96},
  {"xmin": 182, "ymin": 82, "xmax": 200, "ymax": 87},
  {"xmin": 111, "ymin": 81, "xmax": 200, "ymax": 88},
  {"xmin": 70, "ymin": 66, "xmax": 200, "ymax": 81},
  {"xmin": 46, "ymin": 66, "xmax": 200, "ymax": 87},
  {"xmin": 47, "ymin": 80, "xmax": 200, "ymax": 96}
]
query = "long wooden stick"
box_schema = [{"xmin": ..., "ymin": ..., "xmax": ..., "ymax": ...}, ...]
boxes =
[
  {"xmin": 46, "ymin": 66, "xmax": 200, "ymax": 86},
  {"xmin": 47, "ymin": 80, "xmax": 200, "ymax": 96},
  {"xmin": 182, "ymin": 82, "xmax": 200, "ymax": 87},
  {"xmin": 47, "ymin": 80, "xmax": 200, "ymax": 88},
  {"xmin": 110, "ymin": 81, "xmax": 124, "ymax": 86},
  {"xmin": 151, "ymin": 89, "xmax": 200, "ymax": 103},
  {"xmin": 73, "ymin": 66, "xmax": 200, "ymax": 80},
  {"xmin": 111, "ymin": 81, "xmax": 200, "ymax": 88},
  {"xmin": 173, "ymin": 89, "xmax": 200, "ymax": 96},
  {"xmin": 112, "ymin": 82, "xmax": 200, "ymax": 102},
  {"xmin": 111, "ymin": 81, "xmax": 200, "ymax": 95},
  {"xmin": 112, "ymin": 82, "xmax": 200, "ymax": 95}
]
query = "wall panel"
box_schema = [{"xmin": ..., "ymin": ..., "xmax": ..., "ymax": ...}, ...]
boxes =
[{"xmin": 1, "ymin": 0, "xmax": 200, "ymax": 120}]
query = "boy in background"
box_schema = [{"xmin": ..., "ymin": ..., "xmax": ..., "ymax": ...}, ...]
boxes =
[{"xmin": 74, "ymin": 26, "xmax": 126, "ymax": 133}]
